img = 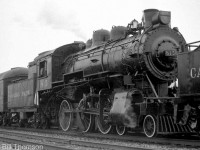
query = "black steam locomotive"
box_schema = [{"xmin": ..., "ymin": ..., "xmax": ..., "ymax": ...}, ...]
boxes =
[{"xmin": 0, "ymin": 9, "xmax": 199, "ymax": 138}]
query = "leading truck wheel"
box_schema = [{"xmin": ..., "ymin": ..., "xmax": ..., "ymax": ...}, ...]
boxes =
[
  {"xmin": 143, "ymin": 115, "xmax": 157, "ymax": 138},
  {"xmin": 59, "ymin": 100, "xmax": 73, "ymax": 131}
]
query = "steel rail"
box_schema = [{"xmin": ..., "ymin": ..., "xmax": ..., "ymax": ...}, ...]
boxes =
[
  {"xmin": 1, "ymin": 127, "xmax": 200, "ymax": 148},
  {"xmin": 0, "ymin": 136, "xmax": 73, "ymax": 150},
  {"xmin": 0, "ymin": 129, "xmax": 147, "ymax": 150}
]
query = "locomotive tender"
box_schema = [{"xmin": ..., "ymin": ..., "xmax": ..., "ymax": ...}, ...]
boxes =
[{"xmin": 0, "ymin": 9, "xmax": 200, "ymax": 138}]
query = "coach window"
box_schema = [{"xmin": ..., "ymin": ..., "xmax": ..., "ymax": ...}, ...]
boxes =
[{"xmin": 39, "ymin": 60, "xmax": 47, "ymax": 77}]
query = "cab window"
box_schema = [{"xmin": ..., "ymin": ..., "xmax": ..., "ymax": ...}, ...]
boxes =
[{"xmin": 39, "ymin": 61, "xmax": 47, "ymax": 77}]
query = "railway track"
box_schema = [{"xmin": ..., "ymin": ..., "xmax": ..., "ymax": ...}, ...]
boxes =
[
  {"xmin": 0, "ymin": 128, "xmax": 148, "ymax": 150},
  {"xmin": 0, "ymin": 136, "xmax": 68, "ymax": 150},
  {"xmin": 0, "ymin": 126, "xmax": 200, "ymax": 149}
]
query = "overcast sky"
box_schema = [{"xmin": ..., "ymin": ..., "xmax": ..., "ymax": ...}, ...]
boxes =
[{"xmin": 0, "ymin": 0, "xmax": 199, "ymax": 73}]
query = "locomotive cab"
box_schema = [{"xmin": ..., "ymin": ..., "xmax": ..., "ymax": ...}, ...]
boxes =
[{"xmin": 34, "ymin": 42, "xmax": 85, "ymax": 91}]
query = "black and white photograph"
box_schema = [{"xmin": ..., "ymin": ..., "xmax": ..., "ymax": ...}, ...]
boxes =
[{"xmin": 0, "ymin": 0, "xmax": 200, "ymax": 149}]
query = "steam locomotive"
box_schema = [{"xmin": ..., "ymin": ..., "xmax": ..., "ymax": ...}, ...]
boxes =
[{"xmin": 0, "ymin": 9, "xmax": 200, "ymax": 138}]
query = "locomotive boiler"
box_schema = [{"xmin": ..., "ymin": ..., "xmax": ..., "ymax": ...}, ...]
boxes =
[{"xmin": 58, "ymin": 9, "xmax": 189, "ymax": 137}]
